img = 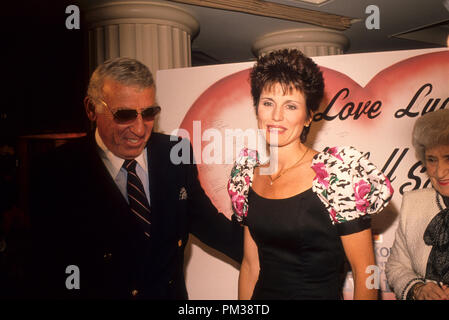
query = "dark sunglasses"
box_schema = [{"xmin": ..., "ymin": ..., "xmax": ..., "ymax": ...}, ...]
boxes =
[{"xmin": 100, "ymin": 99, "xmax": 161, "ymax": 124}]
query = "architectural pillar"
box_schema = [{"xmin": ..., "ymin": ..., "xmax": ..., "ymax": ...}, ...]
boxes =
[
  {"xmin": 252, "ymin": 28, "xmax": 349, "ymax": 57},
  {"xmin": 84, "ymin": 0, "xmax": 199, "ymax": 75}
]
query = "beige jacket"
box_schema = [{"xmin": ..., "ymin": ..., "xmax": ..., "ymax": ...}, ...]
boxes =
[{"xmin": 385, "ymin": 188, "xmax": 447, "ymax": 299}]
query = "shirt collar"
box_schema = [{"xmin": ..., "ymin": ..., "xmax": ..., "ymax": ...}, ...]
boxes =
[{"xmin": 95, "ymin": 129, "xmax": 148, "ymax": 179}]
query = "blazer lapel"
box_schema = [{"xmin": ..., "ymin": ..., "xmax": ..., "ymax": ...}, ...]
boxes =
[
  {"xmin": 146, "ymin": 133, "xmax": 170, "ymax": 238},
  {"xmin": 84, "ymin": 135, "xmax": 140, "ymax": 233}
]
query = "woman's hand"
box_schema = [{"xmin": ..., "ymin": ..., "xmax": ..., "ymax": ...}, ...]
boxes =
[{"xmin": 414, "ymin": 282, "xmax": 449, "ymax": 300}]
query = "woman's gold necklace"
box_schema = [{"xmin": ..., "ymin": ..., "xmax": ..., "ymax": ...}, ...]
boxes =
[{"xmin": 269, "ymin": 148, "xmax": 309, "ymax": 186}]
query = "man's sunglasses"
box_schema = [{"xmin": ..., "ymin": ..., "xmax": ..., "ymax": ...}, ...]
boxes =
[{"xmin": 99, "ymin": 99, "xmax": 161, "ymax": 124}]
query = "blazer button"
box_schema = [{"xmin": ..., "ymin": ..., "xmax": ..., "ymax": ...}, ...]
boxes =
[
  {"xmin": 178, "ymin": 239, "xmax": 182, "ymax": 247},
  {"xmin": 131, "ymin": 289, "xmax": 139, "ymax": 297}
]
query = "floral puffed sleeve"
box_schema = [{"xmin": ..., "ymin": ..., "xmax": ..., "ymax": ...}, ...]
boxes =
[
  {"xmin": 227, "ymin": 148, "xmax": 259, "ymax": 225},
  {"xmin": 311, "ymin": 146, "xmax": 394, "ymax": 235}
]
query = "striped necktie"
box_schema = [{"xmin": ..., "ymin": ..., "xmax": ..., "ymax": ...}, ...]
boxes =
[{"xmin": 123, "ymin": 159, "xmax": 151, "ymax": 238}]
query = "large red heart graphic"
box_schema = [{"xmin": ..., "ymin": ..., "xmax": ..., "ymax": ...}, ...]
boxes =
[
  {"xmin": 180, "ymin": 50, "xmax": 449, "ymax": 219},
  {"xmin": 178, "ymin": 49, "xmax": 448, "ymax": 300}
]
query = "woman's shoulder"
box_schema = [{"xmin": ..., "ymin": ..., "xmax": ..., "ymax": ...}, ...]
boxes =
[
  {"xmin": 403, "ymin": 187, "xmax": 435, "ymax": 199},
  {"xmin": 229, "ymin": 148, "xmax": 259, "ymax": 190},
  {"xmin": 312, "ymin": 146, "xmax": 367, "ymax": 164},
  {"xmin": 311, "ymin": 146, "xmax": 389, "ymax": 180},
  {"xmin": 228, "ymin": 148, "xmax": 260, "ymax": 223},
  {"xmin": 401, "ymin": 188, "xmax": 437, "ymax": 209},
  {"xmin": 310, "ymin": 145, "xmax": 394, "ymax": 228}
]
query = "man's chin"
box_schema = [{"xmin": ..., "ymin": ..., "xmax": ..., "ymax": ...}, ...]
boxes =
[{"xmin": 117, "ymin": 146, "xmax": 146, "ymax": 160}]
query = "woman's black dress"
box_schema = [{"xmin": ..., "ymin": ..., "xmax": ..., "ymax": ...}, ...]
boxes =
[{"xmin": 246, "ymin": 187, "xmax": 347, "ymax": 300}]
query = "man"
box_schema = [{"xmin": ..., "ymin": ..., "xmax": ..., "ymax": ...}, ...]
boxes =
[{"xmin": 28, "ymin": 57, "xmax": 242, "ymax": 299}]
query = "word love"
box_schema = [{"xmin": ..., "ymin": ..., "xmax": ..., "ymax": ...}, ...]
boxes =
[{"xmin": 314, "ymin": 88, "xmax": 382, "ymax": 121}]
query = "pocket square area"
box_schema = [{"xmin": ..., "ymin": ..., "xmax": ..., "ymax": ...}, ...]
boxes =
[{"xmin": 179, "ymin": 187, "xmax": 188, "ymax": 200}]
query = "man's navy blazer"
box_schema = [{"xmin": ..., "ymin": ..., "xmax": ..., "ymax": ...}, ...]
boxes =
[{"xmin": 28, "ymin": 132, "xmax": 243, "ymax": 299}]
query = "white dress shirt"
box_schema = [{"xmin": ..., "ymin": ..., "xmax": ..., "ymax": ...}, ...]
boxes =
[{"xmin": 94, "ymin": 129, "xmax": 151, "ymax": 205}]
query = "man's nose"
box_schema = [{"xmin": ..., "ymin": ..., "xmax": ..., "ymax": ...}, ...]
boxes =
[{"xmin": 130, "ymin": 114, "xmax": 147, "ymax": 136}]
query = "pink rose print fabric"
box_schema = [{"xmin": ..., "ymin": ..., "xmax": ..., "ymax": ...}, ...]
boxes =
[
  {"xmin": 227, "ymin": 148, "xmax": 259, "ymax": 223},
  {"xmin": 228, "ymin": 146, "xmax": 393, "ymax": 225},
  {"xmin": 311, "ymin": 146, "xmax": 394, "ymax": 224}
]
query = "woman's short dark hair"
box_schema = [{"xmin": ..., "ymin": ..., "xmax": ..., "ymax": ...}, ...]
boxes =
[
  {"xmin": 250, "ymin": 49, "xmax": 324, "ymax": 142},
  {"xmin": 412, "ymin": 109, "xmax": 449, "ymax": 164}
]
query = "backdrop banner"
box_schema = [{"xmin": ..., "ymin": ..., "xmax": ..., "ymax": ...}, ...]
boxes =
[{"xmin": 157, "ymin": 47, "xmax": 449, "ymax": 300}]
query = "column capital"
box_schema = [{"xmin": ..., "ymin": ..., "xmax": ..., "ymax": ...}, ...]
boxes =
[
  {"xmin": 84, "ymin": 0, "xmax": 199, "ymax": 75},
  {"xmin": 84, "ymin": 0, "xmax": 199, "ymax": 37},
  {"xmin": 252, "ymin": 28, "xmax": 349, "ymax": 57}
]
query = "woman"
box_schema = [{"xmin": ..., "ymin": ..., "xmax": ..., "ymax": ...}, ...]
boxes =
[
  {"xmin": 228, "ymin": 49, "xmax": 393, "ymax": 300},
  {"xmin": 386, "ymin": 109, "xmax": 449, "ymax": 300}
]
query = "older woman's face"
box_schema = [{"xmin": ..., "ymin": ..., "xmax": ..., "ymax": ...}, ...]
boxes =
[{"xmin": 425, "ymin": 144, "xmax": 449, "ymax": 197}]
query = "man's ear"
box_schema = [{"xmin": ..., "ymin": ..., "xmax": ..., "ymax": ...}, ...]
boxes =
[{"xmin": 84, "ymin": 97, "xmax": 97, "ymax": 122}]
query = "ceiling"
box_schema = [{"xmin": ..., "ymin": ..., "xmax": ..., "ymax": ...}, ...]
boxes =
[
  {"xmin": 0, "ymin": 0, "xmax": 448, "ymax": 136},
  {"xmin": 165, "ymin": 0, "xmax": 449, "ymax": 66}
]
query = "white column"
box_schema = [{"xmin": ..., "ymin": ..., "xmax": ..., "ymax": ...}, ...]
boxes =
[
  {"xmin": 252, "ymin": 28, "xmax": 349, "ymax": 57},
  {"xmin": 84, "ymin": 0, "xmax": 199, "ymax": 75}
]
